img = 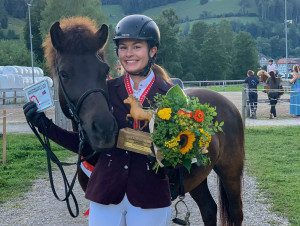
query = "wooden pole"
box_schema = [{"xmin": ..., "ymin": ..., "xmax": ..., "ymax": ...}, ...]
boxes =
[
  {"xmin": 2, "ymin": 92, "xmax": 5, "ymax": 105},
  {"xmin": 241, "ymin": 87, "xmax": 246, "ymax": 128},
  {"xmin": 2, "ymin": 109, "xmax": 7, "ymax": 164}
]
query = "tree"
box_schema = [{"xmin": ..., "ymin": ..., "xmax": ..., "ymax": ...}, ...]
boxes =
[
  {"xmin": 180, "ymin": 38, "xmax": 202, "ymax": 80},
  {"xmin": 4, "ymin": 0, "xmax": 27, "ymax": 18},
  {"xmin": 0, "ymin": 0, "xmax": 8, "ymax": 29},
  {"xmin": 232, "ymin": 31, "xmax": 258, "ymax": 79},
  {"xmin": 216, "ymin": 20, "xmax": 235, "ymax": 79},
  {"xmin": 199, "ymin": 27, "xmax": 230, "ymax": 80},
  {"xmin": 155, "ymin": 9, "xmax": 183, "ymax": 77},
  {"xmin": 0, "ymin": 40, "xmax": 31, "ymax": 65},
  {"xmin": 24, "ymin": 0, "xmax": 47, "ymax": 63},
  {"xmin": 189, "ymin": 21, "xmax": 209, "ymax": 50},
  {"xmin": 40, "ymin": 0, "xmax": 107, "ymax": 38}
]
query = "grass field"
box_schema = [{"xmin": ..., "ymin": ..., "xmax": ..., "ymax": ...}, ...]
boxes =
[
  {"xmin": 102, "ymin": 0, "xmax": 258, "ymax": 25},
  {"xmin": 0, "ymin": 127, "xmax": 299, "ymax": 225},
  {"xmin": 245, "ymin": 127, "xmax": 300, "ymax": 225},
  {"xmin": 0, "ymin": 134, "xmax": 73, "ymax": 204}
]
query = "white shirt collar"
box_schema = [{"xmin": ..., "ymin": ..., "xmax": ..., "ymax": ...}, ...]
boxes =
[{"xmin": 129, "ymin": 70, "xmax": 155, "ymax": 99}]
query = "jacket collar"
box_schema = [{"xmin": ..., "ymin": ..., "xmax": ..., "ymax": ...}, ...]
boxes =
[{"xmin": 112, "ymin": 74, "xmax": 172, "ymax": 107}]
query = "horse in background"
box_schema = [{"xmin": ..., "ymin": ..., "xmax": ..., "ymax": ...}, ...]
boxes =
[
  {"xmin": 43, "ymin": 16, "xmax": 244, "ymax": 226},
  {"xmin": 257, "ymin": 69, "xmax": 270, "ymax": 93}
]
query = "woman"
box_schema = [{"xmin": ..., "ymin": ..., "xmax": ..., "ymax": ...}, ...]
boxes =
[
  {"xmin": 23, "ymin": 15, "xmax": 173, "ymax": 226},
  {"xmin": 266, "ymin": 71, "xmax": 282, "ymax": 119},
  {"xmin": 289, "ymin": 65, "xmax": 300, "ymax": 116}
]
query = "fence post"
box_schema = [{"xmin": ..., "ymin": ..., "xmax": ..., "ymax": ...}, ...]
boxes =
[
  {"xmin": 2, "ymin": 92, "xmax": 5, "ymax": 105},
  {"xmin": 2, "ymin": 109, "xmax": 7, "ymax": 164},
  {"xmin": 241, "ymin": 87, "xmax": 246, "ymax": 128},
  {"xmin": 13, "ymin": 90, "xmax": 17, "ymax": 104}
]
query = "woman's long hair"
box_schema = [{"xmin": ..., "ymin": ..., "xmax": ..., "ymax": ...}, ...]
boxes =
[
  {"xmin": 269, "ymin": 71, "xmax": 276, "ymax": 83},
  {"xmin": 152, "ymin": 64, "xmax": 172, "ymax": 84}
]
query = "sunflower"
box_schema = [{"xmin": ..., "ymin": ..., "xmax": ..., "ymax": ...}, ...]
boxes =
[
  {"xmin": 157, "ymin": 108, "xmax": 172, "ymax": 120},
  {"xmin": 177, "ymin": 130, "xmax": 196, "ymax": 154}
]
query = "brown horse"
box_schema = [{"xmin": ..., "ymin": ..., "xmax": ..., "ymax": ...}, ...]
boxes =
[
  {"xmin": 44, "ymin": 17, "xmax": 244, "ymax": 226},
  {"xmin": 257, "ymin": 69, "xmax": 270, "ymax": 93}
]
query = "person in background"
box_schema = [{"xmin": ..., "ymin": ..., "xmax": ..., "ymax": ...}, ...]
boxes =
[
  {"xmin": 267, "ymin": 59, "xmax": 277, "ymax": 74},
  {"xmin": 23, "ymin": 14, "xmax": 173, "ymax": 226},
  {"xmin": 289, "ymin": 65, "xmax": 300, "ymax": 116},
  {"xmin": 244, "ymin": 70, "xmax": 259, "ymax": 119},
  {"xmin": 266, "ymin": 71, "xmax": 282, "ymax": 119}
]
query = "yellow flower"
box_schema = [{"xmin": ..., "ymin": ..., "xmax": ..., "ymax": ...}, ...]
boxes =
[
  {"xmin": 198, "ymin": 129, "xmax": 212, "ymax": 148},
  {"xmin": 157, "ymin": 108, "xmax": 172, "ymax": 120},
  {"xmin": 177, "ymin": 130, "xmax": 196, "ymax": 154},
  {"xmin": 165, "ymin": 136, "xmax": 180, "ymax": 148}
]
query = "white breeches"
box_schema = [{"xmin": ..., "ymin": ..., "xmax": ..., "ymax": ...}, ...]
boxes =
[{"xmin": 89, "ymin": 194, "xmax": 171, "ymax": 226}]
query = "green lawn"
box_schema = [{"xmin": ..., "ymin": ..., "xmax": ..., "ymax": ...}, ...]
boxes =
[
  {"xmin": 103, "ymin": 0, "xmax": 259, "ymax": 25},
  {"xmin": 0, "ymin": 134, "xmax": 74, "ymax": 204},
  {"xmin": 144, "ymin": 0, "xmax": 257, "ymax": 21},
  {"xmin": 245, "ymin": 127, "xmax": 300, "ymax": 225}
]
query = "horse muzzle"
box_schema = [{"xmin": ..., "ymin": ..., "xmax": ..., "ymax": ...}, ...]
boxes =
[{"xmin": 82, "ymin": 113, "xmax": 118, "ymax": 151}]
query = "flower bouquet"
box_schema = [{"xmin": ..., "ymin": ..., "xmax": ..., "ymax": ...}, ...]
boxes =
[{"xmin": 151, "ymin": 85, "xmax": 223, "ymax": 172}]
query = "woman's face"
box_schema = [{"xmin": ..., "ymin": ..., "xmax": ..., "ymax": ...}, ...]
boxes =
[{"xmin": 117, "ymin": 39, "xmax": 157, "ymax": 75}]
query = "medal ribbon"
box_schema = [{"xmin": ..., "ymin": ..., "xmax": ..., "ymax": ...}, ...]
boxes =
[{"xmin": 124, "ymin": 73, "xmax": 155, "ymax": 129}]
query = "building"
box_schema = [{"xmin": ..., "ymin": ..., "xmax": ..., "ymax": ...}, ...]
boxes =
[{"xmin": 277, "ymin": 58, "xmax": 300, "ymax": 78}]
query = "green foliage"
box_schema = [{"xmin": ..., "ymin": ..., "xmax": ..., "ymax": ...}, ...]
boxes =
[
  {"xmin": 155, "ymin": 9, "xmax": 183, "ymax": 77},
  {"xmin": 233, "ymin": 31, "xmax": 259, "ymax": 79},
  {"xmin": 0, "ymin": 40, "xmax": 31, "ymax": 65},
  {"xmin": 0, "ymin": 134, "xmax": 73, "ymax": 203},
  {"xmin": 245, "ymin": 127, "xmax": 300, "ymax": 225},
  {"xmin": 24, "ymin": 0, "xmax": 46, "ymax": 63},
  {"xmin": 4, "ymin": 0, "xmax": 27, "ymax": 19},
  {"xmin": 199, "ymin": 27, "xmax": 230, "ymax": 80},
  {"xmin": 40, "ymin": 0, "xmax": 107, "ymax": 38}
]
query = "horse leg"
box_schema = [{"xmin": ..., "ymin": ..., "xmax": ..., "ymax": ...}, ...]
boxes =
[{"xmin": 190, "ymin": 179, "xmax": 217, "ymax": 226}]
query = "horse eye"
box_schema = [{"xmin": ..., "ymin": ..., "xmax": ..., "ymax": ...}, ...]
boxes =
[{"xmin": 59, "ymin": 71, "xmax": 70, "ymax": 79}]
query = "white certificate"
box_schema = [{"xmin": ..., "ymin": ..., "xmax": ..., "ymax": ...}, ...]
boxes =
[{"xmin": 23, "ymin": 79, "xmax": 54, "ymax": 112}]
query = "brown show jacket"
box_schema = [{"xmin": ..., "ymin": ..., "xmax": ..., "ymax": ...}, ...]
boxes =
[{"xmin": 43, "ymin": 74, "xmax": 172, "ymax": 209}]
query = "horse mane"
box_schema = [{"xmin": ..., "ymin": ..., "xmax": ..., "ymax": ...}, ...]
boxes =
[
  {"xmin": 257, "ymin": 69, "xmax": 269, "ymax": 82},
  {"xmin": 43, "ymin": 16, "xmax": 105, "ymax": 76}
]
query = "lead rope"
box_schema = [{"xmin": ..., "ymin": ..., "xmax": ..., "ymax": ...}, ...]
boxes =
[
  {"xmin": 27, "ymin": 120, "xmax": 80, "ymax": 217},
  {"xmin": 172, "ymin": 167, "xmax": 191, "ymax": 225}
]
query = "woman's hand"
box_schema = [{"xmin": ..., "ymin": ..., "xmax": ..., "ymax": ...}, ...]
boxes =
[{"xmin": 23, "ymin": 102, "xmax": 49, "ymax": 128}]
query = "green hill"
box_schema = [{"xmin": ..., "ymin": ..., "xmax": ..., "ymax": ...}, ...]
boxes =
[{"xmin": 102, "ymin": 0, "xmax": 258, "ymax": 25}]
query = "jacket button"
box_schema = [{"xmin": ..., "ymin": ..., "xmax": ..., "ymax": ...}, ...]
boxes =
[{"xmin": 124, "ymin": 165, "xmax": 128, "ymax": 170}]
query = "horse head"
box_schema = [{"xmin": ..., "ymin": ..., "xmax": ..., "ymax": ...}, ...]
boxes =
[
  {"xmin": 257, "ymin": 69, "xmax": 269, "ymax": 83},
  {"xmin": 43, "ymin": 16, "xmax": 118, "ymax": 152}
]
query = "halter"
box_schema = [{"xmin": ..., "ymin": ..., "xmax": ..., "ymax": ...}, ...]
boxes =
[{"xmin": 56, "ymin": 52, "xmax": 111, "ymax": 150}]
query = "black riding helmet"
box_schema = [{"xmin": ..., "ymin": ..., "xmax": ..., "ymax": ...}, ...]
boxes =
[{"xmin": 113, "ymin": 14, "xmax": 160, "ymax": 76}]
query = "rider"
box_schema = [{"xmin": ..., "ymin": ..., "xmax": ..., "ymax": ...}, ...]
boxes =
[{"xmin": 23, "ymin": 14, "xmax": 173, "ymax": 226}]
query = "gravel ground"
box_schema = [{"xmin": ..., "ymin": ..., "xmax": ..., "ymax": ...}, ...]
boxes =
[{"xmin": 0, "ymin": 92, "xmax": 297, "ymax": 225}]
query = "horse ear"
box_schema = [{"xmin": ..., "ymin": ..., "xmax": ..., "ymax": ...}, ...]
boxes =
[
  {"xmin": 50, "ymin": 21, "xmax": 64, "ymax": 52},
  {"xmin": 95, "ymin": 24, "xmax": 108, "ymax": 50}
]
